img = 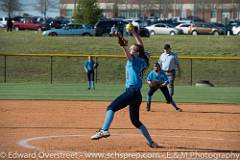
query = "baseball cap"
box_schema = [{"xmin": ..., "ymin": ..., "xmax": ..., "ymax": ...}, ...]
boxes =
[{"xmin": 164, "ymin": 44, "xmax": 171, "ymax": 49}]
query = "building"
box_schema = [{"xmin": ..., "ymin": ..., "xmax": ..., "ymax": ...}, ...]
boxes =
[{"xmin": 60, "ymin": 0, "xmax": 240, "ymax": 24}]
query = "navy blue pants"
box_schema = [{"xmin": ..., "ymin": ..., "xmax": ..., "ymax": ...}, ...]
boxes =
[
  {"xmin": 107, "ymin": 87, "xmax": 143, "ymax": 128},
  {"xmin": 148, "ymin": 85, "xmax": 173, "ymax": 103},
  {"xmin": 87, "ymin": 70, "xmax": 94, "ymax": 81}
]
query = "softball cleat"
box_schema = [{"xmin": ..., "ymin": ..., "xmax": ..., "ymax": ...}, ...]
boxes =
[{"xmin": 91, "ymin": 130, "xmax": 110, "ymax": 140}]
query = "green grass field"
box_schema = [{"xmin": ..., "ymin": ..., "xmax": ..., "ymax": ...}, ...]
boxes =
[
  {"xmin": 0, "ymin": 31, "xmax": 239, "ymax": 103},
  {"xmin": 0, "ymin": 83, "xmax": 240, "ymax": 104},
  {"xmin": 0, "ymin": 31, "xmax": 239, "ymax": 56}
]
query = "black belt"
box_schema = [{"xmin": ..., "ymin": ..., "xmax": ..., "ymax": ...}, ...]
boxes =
[{"xmin": 163, "ymin": 70, "xmax": 175, "ymax": 73}]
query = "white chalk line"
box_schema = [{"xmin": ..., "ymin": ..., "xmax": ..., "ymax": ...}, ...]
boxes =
[{"xmin": 17, "ymin": 133, "xmax": 240, "ymax": 151}]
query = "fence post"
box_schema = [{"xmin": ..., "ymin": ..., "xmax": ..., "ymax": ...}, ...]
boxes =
[
  {"xmin": 50, "ymin": 56, "xmax": 53, "ymax": 84},
  {"xmin": 95, "ymin": 57, "xmax": 98, "ymax": 83},
  {"xmin": 4, "ymin": 56, "xmax": 7, "ymax": 83},
  {"xmin": 190, "ymin": 58, "xmax": 193, "ymax": 86}
]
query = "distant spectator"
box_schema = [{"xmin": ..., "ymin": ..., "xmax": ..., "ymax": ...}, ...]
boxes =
[
  {"xmin": 6, "ymin": 17, "xmax": 13, "ymax": 32},
  {"xmin": 84, "ymin": 56, "xmax": 98, "ymax": 90},
  {"xmin": 110, "ymin": 24, "xmax": 118, "ymax": 36}
]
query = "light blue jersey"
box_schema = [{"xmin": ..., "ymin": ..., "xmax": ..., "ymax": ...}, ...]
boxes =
[
  {"xmin": 125, "ymin": 55, "xmax": 147, "ymax": 89},
  {"xmin": 84, "ymin": 60, "xmax": 95, "ymax": 71},
  {"xmin": 147, "ymin": 70, "xmax": 169, "ymax": 85}
]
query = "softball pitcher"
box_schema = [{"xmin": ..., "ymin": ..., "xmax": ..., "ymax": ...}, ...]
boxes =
[{"xmin": 91, "ymin": 27, "xmax": 158, "ymax": 148}]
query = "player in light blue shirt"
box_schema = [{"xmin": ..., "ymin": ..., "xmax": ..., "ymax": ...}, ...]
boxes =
[
  {"xmin": 91, "ymin": 29, "xmax": 158, "ymax": 148},
  {"xmin": 125, "ymin": 54, "xmax": 146, "ymax": 89},
  {"xmin": 146, "ymin": 63, "xmax": 182, "ymax": 112},
  {"xmin": 84, "ymin": 56, "xmax": 97, "ymax": 90}
]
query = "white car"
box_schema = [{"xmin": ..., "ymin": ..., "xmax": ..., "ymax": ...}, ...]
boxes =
[
  {"xmin": 232, "ymin": 26, "xmax": 240, "ymax": 35},
  {"xmin": 0, "ymin": 17, "xmax": 8, "ymax": 28},
  {"xmin": 175, "ymin": 23, "xmax": 191, "ymax": 34},
  {"xmin": 42, "ymin": 24, "xmax": 95, "ymax": 36},
  {"xmin": 145, "ymin": 23, "xmax": 182, "ymax": 35},
  {"xmin": 125, "ymin": 19, "xmax": 141, "ymax": 29}
]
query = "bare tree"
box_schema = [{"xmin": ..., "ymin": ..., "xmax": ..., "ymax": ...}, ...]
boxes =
[
  {"xmin": 0, "ymin": 0, "xmax": 22, "ymax": 18},
  {"xmin": 194, "ymin": 0, "xmax": 212, "ymax": 21},
  {"xmin": 138, "ymin": 0, "xmax": 157, "ymax": 17},
  {"xmin": 233, "ymin": 0, "xmax": 240, "ymax": 20},
  {"xmin": 35, "ymin": 0, "xmax": 58, "ymax": 19},
  {"xmin": 157, "ymin": 0, "xmax": 174, "ymax": 18},
  {"xmin": 113, "ymin": 1, "xmax": 119, "ymax": 18},
  {"xmin": 237, "ymin": 0, "xmax": 240, "ymax": 20}
]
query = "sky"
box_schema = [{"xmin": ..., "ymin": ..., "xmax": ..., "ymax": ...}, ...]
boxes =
[{"xmin": 0, "ymin": 0, "xmax": 60, "ymax": 18}]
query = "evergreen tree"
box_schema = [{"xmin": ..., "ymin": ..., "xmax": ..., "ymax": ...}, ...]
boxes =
[{"xmin": 74, "ymin": 0, "xmax": 102, "ymax": 25}]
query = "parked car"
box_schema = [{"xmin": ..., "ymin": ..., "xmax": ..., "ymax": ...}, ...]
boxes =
[
  {"xmin": 210, "ymin": 22, "xmax": 227, "ymax": 34},
  {"xmin": 226, "ymin": 20, "xmax": 240, "ymax": 34},
  {"xmin": 189, "ymin": 22, "xmax": 224, "ymax": 35},
  {"xmin": 125, "ymin": 18, "xmax": 141, "ymax": 28},
  {"xmin": 48, "ymin": 19, "xmax": 62, "ymax": 29},
  {"xmin": 232, "ymin": 25, "xmax": 240, "ymax": 35},
  {"xmin": 42, "ymin": 24, "xmax": 95, "ymax": 36},
  {"xmin": 95, "ymin": 19, "xmax": 149, "ymax": 37},
  {"xmin": 145, "ymin": 23, "xmax": 182, "ymax": 35},
  {"xmin": 36, "ymin": 17, "xmax": 64, "ymax": 29},
  {"xmin": 138, "ymin": 27, "xmax": 150, "ymax": 37},
  {"xmin": 0, "ymin": 17, "xmax": 8, "ymax": 28},
  {"xmin": 12, "ymin": 16, "xmax": 24, "ymax": 22},
  {"xmin": 130, "ymin": 26, "xmax": 150, "ymax": 37},
  {"xmin": 13, "ymin": 18, "xmax": 48, "ymax": 31},
  {"xmin": 95, "ymin": 19, "xmax": 127, "ymax": 36},
  {"xmin": 175, "ymin": 23, "xmax": 191, "ymax": 34},
  {"xmin": 172, "ymin": 17, "xmax": 192, "ymax": 24}
]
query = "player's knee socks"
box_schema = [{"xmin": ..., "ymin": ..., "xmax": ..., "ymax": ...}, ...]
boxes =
[
  {"xmin": 88, "ymin": 81, "xmax": 91, "ymax": 88},
  {"xmin": 101, "ymin": 110, "xmax": 115, "ymax": 131},
  {"xmin": 169, "ymin": 88, "xmax": 174, "ymax": 96},
  {"xmin": 171, "ymin": 100, "xmax": 178, "ymax": 109},
  {"xmin": 91, "ymin": 81, "xmax": 95, "ymax": 89},
  {"xmin": 138, "ymin": 125, "xmax": 153, "ymax": 145},
  {"xmin": 167, "ymin": 86, "xmax": 173, "ymax": 96},
  {"xmin": 146, "ymin": 95, "xmax": 152, "ymax": 104}
]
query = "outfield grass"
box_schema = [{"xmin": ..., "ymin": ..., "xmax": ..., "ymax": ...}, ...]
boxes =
[
  {"xmin": 0, "ymin": 31, "xmax": 239, "ymax": 87},
  {"xmin": 0, "ymin": 83, "xmax": 239, "ymax": 104},
  {"xmin": 0, "ymin": 31, "xmax": 239, "ymax": 56}
]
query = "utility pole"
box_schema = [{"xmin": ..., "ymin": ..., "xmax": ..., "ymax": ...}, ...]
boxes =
[
  {"xmin": 44, "ymin": 0, "xmax": 48, "ymax": 19},
  {"xmin": 74, "ymin": 0, "xmax": 77, "ymax": 12},
  {"xmin": 74, "ymin": 0, "xmax": 77, "ymax": 17},
  {"xmin": 231, "ymin": 0, "xmax": 234, "ymax": 20},
  {"xmin": 174, "ymin": 0, "xmax": 176, "ymax": 17}
]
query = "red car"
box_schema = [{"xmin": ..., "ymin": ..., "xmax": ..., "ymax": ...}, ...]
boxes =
[{"xmin": 13, "ymin": 18, "xmax": 47, "ymax": 31}]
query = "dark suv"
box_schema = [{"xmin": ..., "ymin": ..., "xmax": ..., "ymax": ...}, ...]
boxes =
[
  {"xmin": 95, "ymin": 19, "xmax": 150, "ymax": 37},
  {"xmin": 95, "ymin": 19, "xmax": 126, "ymax": 36}
]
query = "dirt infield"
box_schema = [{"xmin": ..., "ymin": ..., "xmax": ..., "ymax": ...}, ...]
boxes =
[{"xmin": 0, "ymin": 100, "xmax": 240, "ymax": 160}]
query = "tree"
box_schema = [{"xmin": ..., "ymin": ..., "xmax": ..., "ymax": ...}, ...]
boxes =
[
  {"xmin": 74, "ymin": 0, "xmax": 102, "ymax": 25},
  {"xmin": 156, "ymin": 0, "xmax": 174, "ymax": 18},
  {"xmin": 0, "ymin": 0, "xmax": 22, "ymax": 18},
  {"xmin": 35, "ymin": 0, "xmax": 58, "ymax": 19},
  {"xmin": 113, "ymin": 2, "xmax": 119, "ymax": 18}
]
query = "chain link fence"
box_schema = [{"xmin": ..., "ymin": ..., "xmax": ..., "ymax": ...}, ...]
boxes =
[{"xmin": 0, "ymin": 54, "xmax": 239, "ymax": 87}]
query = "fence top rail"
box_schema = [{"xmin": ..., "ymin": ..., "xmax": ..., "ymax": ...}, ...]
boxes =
[{"xmin": 0, "ymin": 53, "xmax": 240, "ymax": 60}]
